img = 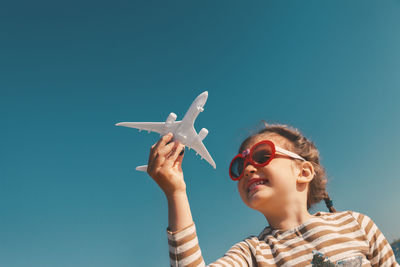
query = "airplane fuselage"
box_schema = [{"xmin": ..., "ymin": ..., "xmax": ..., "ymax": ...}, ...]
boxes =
[
  {"xmin": 180, "ymin": 92, "xmax": 207, "ymax": 127},
  {"xmin": 174, "ymin": 92, "xmax": 208, "ymax": 142}
]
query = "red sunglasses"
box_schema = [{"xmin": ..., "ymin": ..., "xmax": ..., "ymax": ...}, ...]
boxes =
[{"xmin": 229, "ymin": 140, "xmax": 305, "ymax": 181}]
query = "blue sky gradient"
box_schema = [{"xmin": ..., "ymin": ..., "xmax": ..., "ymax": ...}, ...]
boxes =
[{"xmin": 1, "ymin": 1, "xmax": 400, "ymax": 266}]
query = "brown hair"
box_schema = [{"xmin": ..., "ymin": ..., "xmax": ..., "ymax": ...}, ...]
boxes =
[{"xmin": 240, "ymin": 123, "xmax": 336, "ymax": 213}]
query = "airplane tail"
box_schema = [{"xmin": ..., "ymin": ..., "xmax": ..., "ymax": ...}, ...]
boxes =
[{"xmin": 136, "ymin": 165, "xmax": 148, "ymax": 172}]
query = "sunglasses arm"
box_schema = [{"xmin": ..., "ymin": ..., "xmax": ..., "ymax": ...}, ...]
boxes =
[{"xmin": 275, "ymin": 146, "xmax": 305, "ymax": 161}]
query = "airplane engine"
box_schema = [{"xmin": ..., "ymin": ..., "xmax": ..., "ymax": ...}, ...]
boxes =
[
  {"xmin": 166, "ymin": 112, "xmax": 177, "ymax": 124},
  {"xmin": 198, "ymin": 128, "xmax": 208, "ymax": 140}
]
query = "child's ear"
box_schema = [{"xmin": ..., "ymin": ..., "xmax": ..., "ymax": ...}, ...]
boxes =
[{"xmin": 297, "ymin": 161, "xmax": 314, "ymax": 184}]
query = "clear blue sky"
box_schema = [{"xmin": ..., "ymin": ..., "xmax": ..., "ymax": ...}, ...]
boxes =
[{"xmin": 1, "ymin": 1, "xmax": 400, "ymax": 266}]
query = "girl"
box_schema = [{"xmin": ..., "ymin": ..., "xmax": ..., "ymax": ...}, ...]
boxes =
[{"xmin": 146, "ymin": 123, "xmax": 398, "ymax": 266}]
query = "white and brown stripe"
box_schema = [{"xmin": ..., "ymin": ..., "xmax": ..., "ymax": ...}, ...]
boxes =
[{"xmin": 167, "ymin": 211, "xmax": 399, "ymax": 267}]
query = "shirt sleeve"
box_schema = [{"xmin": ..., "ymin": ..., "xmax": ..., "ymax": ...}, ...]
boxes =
[
  {"xmin": 167, "ymin": 223, "xmax": 254, "ymax": 267},
  {"xmin": 349, "ymin": 211, "xmax": 399, "ymax": 267}
]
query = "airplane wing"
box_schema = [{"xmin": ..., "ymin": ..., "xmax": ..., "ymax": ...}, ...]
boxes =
[
  {"xmin": 115, "ymin": 121, "xmax": 182, "ymax": 135},
  {"xmin": 188, "ymin": 130, "xmax": 216, "ymax": 169}
]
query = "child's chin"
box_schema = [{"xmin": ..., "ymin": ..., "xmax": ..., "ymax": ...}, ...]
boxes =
[
  {"xmin": 247, "ymin": 186, "xmax": 271, "ymax": 199},
  {"xmin": 246, "ymin": 191, "xmax": 272, "ymax": 208}
]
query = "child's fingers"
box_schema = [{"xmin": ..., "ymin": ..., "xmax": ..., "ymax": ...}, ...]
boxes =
[
  {"xmin": 157, "ymin": 140, "xmax": 176, "ymax": 157},
  {"xmin": 174, "ymin": 144, "xmax": 185, "ymax": 170},
  {"xmin": 151, "ymin": 140, "xmax": 176, "ymax": 170},
  {"xmin": 174, "ymin": 148, "xmax": 185, "ymax": 170},
  {"xmin": 151, "ymin": 143, "xmax": 176, "ymax": 170},
  {"xmin": 151, "ymin": 133, "xmax": 173, "ymax": 153},
  {"xmin": 149, "ymin": 133, "xmax": 173, "ymax": 162},
  {"xmin": 173, "ymin": 149, "xmax": 185, "ymax": 171},
  {"xmin": 164, "ymin": 142, "xmax": 185, "ymax": 169},
  {"xmin": 148, "ymin": 133, "xmax": 174, "ymax": 172}
]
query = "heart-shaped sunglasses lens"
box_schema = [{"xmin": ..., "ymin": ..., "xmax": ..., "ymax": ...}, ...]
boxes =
[
  {"xmin": 229, "ymin": 142, "xmax": 274, "ymax": 180},
  {"xmin": 230, "ymin": 156, "xmax": 245, "ymax": 180},
  {"xmin": 251, "ymin": 142, "xmax": 273, "ymax": 165}
]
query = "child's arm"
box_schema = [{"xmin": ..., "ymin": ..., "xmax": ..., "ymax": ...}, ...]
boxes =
[
  {"xmin": 147, "ymin": 133, "xmax": 193, "ymax": 231},
  {"xmin": 350, "ymin": 211, "xmax": 399, "ymax": 266},
  {"xmin": 147, "ymin": 133, "xmax": 254, "ymax": 266}
]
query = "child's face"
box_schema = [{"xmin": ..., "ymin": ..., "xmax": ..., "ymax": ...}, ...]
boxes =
[{"xmin": 237, "ymin": 133, "xmax": 301, "ymax": 213}]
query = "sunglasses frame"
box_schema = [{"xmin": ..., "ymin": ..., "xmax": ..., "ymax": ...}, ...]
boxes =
[{"xmin": 229, "ymin": 140, "xmax": 305, "ymax": 181}]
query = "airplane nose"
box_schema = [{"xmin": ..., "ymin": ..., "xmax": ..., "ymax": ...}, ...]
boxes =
[{"xmin": 198, "ymin": 91, "xmax": 208, "ymax": 99}]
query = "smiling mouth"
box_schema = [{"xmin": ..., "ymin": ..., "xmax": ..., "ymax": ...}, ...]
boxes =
[{"xmin": 247, "ymin": 179, "xmax": 270, "ymax": 193}]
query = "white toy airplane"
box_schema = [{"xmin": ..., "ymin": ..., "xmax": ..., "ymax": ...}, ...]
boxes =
[{"xmin": 116, "ymin": 91, "xmax": 216, "ymax": 171}]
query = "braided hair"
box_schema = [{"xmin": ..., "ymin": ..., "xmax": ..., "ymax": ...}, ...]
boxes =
[{"xmin": 240, "ymin": 122, "xmax": 336, "ymax": 213}]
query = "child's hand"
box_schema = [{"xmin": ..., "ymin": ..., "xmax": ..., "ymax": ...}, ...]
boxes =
[{"xmin": 147, "ymin": 133, "xmax": 186, "ymax": 197}]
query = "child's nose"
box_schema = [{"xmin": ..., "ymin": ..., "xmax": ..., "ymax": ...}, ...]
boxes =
[{"xmin": 243, "ymin": 162, "xmax": 257, "ymax": 177}]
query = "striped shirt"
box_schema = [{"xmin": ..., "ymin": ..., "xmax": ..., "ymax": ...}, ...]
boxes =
[{"xmin": 167, "ymin": 211, "xmax": 399, "ymax": 267}]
